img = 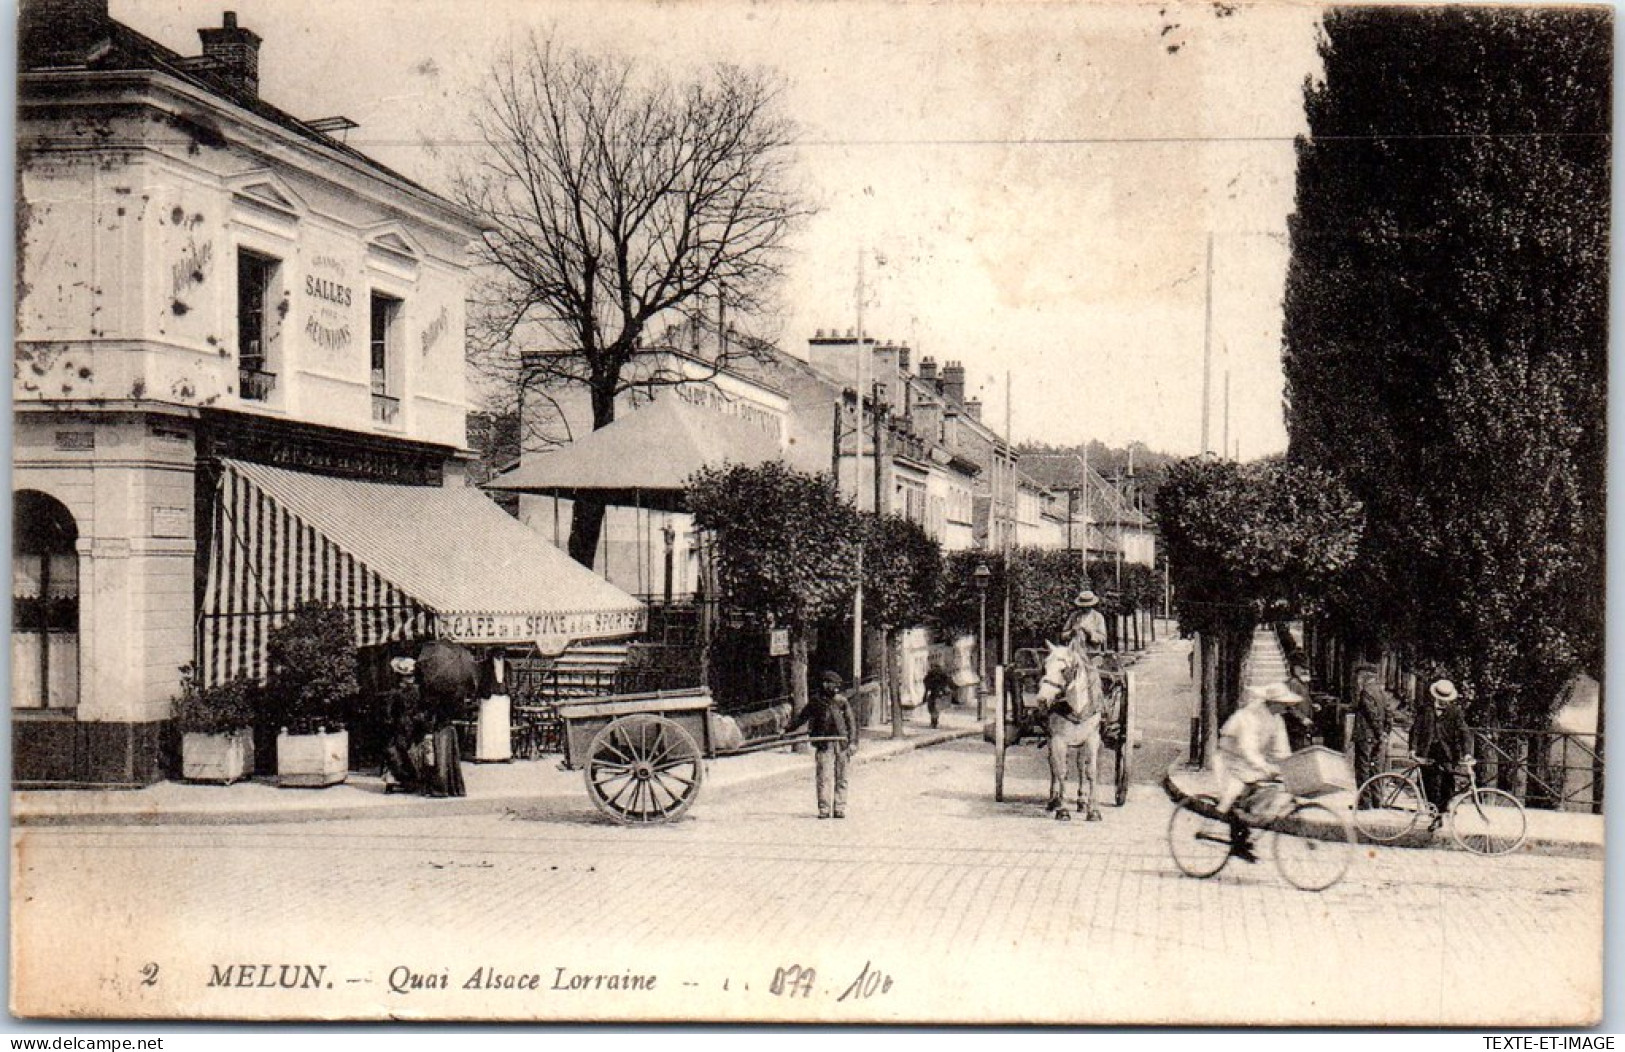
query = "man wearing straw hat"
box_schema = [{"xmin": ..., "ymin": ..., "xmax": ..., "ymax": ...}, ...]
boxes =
[
  {"xmin": 1410, "ymin": 678, "xmax": 1474, "ymax": 829},
  {"xmin": 1214, "ymin": 681, "xmax": 1302, "ymax": 862},
  {"xmin": 1062, "ymin": 589, "xmax": 1108, "ymax": 656}
]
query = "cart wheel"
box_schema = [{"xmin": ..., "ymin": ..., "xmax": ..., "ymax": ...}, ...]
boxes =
[{"xmin": 583, "ymin": 714, "xmax": 704, "ymax": 825}]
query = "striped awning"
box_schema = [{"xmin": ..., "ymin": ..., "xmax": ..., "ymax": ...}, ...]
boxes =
[{"xmin": 200, "ymin": 460, "xmax": 645, "ymax": 685}]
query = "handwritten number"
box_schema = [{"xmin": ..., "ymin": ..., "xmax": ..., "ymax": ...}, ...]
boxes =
[
  {"xmin": 139, "ymin": 963, "xmax": 160, "ymax": 987},
  {"xmin": 770, "ymin": 965, "xmax": 815, "ymax": 998}
]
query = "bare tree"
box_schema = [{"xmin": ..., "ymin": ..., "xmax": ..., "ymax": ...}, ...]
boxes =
[{"xmin": 458, "ymin": 36, "xmax": 810, "ymax": 565}]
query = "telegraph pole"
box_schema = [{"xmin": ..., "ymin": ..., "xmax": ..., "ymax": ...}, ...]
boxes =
[
  {"xmin": 851, "ymin": 249, "xmax": 866, "ymax": 700},
  {"xmin": 1201, "ymin": 233, "xmax": 1214, "ymax": 455},
  {"xmin": 1001, "ymin": 371, "xmax": 1013, "ymax": 666}
]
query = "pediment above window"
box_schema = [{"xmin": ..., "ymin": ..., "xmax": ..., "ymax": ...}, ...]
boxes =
[
  {"xmin": 228, "ymin": 170, "xmax": 305, "ymax": 220},
  {"xmin": 364, "ymin": 224, "xmax": 423, "ymax": 281}
]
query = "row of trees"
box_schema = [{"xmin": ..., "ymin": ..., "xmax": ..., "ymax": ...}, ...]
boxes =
[
  {"xmin": 1157, "ymin": 8, "xmax": 1607, "ymax": 751},
  {"xmin": 686, "ymin": 462, "xmax": 1158, "ymax": 728},
  {"xmin": 1154, "ymin": 456, "xmax": 1364, "ymax": 750},
  {"xmin": 1279, "ymin": 7, "xmax": 1608, "ymax": 730}
]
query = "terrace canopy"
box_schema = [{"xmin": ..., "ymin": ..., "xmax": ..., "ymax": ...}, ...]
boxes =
[
  {"xmin": 199, "ymin": 459, "xmax": 645, "ymax": 683},
  {"xmin": 483, "ymin": 397, "xmax": 786, "ymax": 511}
]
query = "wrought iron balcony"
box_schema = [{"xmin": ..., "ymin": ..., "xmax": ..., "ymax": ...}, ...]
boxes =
[
  {"xmin": 238, "ymin": 367, "xmax": 277, "ymax": 402},
  {"xmin": 371, "ymin": 392, "xmax": 401, "ymax": 424}
]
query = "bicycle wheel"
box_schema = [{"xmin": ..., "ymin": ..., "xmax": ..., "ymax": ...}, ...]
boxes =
[
  {"xmin": 1274, "ymin": 801, "xmax": 1356, "ymax": 891},
  {"xmin": 1167, "ymin": 796, "xmax": 1232, "ymax": 878},
  {"xmin": 1448, "ymin": 788, "xmax": 1528, "ymax": 856},
  {"xmin": 1352, "ymin": 772, "xmax": 1427, "ymax": 843}
]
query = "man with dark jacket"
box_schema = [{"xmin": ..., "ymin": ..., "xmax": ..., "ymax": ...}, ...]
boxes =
[
  {"xmin": 1409, "ymin": 678, "xmax": 1474, "ymax": 827},
  {"xmin": 788, "ymin": 670, "xmax": 860, "ymax": 819},
  {"xmin": 1351, "ymin": 660, "xmax": 1394, "ymax": 803}
]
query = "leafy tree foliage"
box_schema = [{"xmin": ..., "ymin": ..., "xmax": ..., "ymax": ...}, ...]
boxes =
[
  {"xmin": 862, "ymin": 514, "xmax": 942, "ymax": 632},
  {"xmin": 861, "ymin": 514, "xmax": 943, "ymax": 736},
  {"xmin": 263, "ymin": 602, "xmax": 361, "ymax": 735},
  {"xmin": 1282, "ymin": 7, "xmax": 1608, "ymax": 726},
  {"xmin": 1156, "ymin": 456, "xmax": 1364, "ymax": 721},
  {"xmin": 940, "ymin": 549, "xmax": 1136, "ymax": 653},
  {"xmin": 686, "ymin": 463, "xmax": 860, "ymax": 715}
]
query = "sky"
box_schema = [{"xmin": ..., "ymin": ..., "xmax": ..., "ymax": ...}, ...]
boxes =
[{"xmin": 115, "ymin": 0, "xmax": 1328, "ymax": 458}]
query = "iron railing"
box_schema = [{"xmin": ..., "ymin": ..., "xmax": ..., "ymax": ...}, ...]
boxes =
[
  {"xmin": 371, "ymin": 393, "xmax": 400, "ymax": 424},
  {"xmin": 239, "ymin": 367, "xmax": 277, "ymax": 401}
]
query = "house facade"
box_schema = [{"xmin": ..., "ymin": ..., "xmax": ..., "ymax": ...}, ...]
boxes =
[{"xmin": 12, "ymin": 2, "xmax": 508, "ymax": 785}]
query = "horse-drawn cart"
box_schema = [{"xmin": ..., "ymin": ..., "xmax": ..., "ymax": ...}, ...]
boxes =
[
  {"xmin": 555, "ymin": 688, "xmax": 712, "ymax": 825},
  {"xmin": 992, "ymin": 648, "xmax": 1135, "ymax": 808}
]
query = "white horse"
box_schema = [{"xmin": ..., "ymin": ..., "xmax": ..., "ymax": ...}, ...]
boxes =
[{"xmin": 1032, "ymin": 640, "xmax": 1115, "ymax": 822}]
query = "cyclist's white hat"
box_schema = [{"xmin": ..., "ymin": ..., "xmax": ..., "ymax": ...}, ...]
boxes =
[
  {"xmin": 390, "ymin": 656, "xmax": 416, "ymax": 676},
  {"xmin": 1072, "ymin": 590, "xmax": 1100, "ymax": 608},
  {"xmin": 1430, "ymin": 679, "xmax": 1459, "ymax": 703},
  {"xmin": 1259, "ymin": 682, "xmax": 1302, "ymax": 705}
]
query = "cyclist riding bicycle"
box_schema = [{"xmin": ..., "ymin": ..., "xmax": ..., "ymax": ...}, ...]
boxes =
[
  {"xmin": 1409, "ymin": 678, "xmax": 1475, "ymax": 830},
  {"xmin": 1214, "ymin": 681, "xmax": 1302, "ymax": 862}
]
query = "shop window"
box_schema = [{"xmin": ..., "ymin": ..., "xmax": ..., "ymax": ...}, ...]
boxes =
[
  {"xmin": 12, "ymin": 491, "xmax": 79, "ymax": 710},
  {"xmin": 370, "ymin": 292, "xmax": 402, "ymax": 424},
  {"xmin": 237, "ymin": 249, "xmax": 279, "ymax": 401}
]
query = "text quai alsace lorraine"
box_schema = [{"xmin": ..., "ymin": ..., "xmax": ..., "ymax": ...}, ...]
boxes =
[
  {"xmin": 205, "ymin": 961, "xmax": 896, "ymax": 1002},
  {"xmin": 205, "ymin": 963, "xmax": 656, "ymax": 995}
]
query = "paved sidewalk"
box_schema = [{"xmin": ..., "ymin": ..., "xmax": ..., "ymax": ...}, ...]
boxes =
[{"xmin": 12, "ymin": 707, "xmax": 981, "ymax": 827}]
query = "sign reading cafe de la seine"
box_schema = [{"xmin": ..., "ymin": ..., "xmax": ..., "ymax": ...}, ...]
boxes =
[{"xmin": 436, "ymin": 609, "xmax": 648, "ymax": 644}]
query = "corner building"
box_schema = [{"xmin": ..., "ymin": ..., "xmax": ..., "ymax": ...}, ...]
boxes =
[{"xmin": 13, "ymin": 2, "xmax": 489, "ymax": 785}]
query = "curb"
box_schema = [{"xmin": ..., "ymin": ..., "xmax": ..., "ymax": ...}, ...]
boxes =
[
  {"xmin": 1160, "ymin": 765, "xmax": 1602, "ymax": 862},
  {"xmin": 13, "ymin": 725, "xmax": 981, "ymax": 829}
]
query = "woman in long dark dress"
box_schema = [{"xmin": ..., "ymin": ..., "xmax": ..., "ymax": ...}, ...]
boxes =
[
  {"xmin": 416, "ymin": 640, "xmax": 472, "ymax": 798},
  {"xmin": 382, "ymin": 657, "xmax": 430, "ymax": 794}
]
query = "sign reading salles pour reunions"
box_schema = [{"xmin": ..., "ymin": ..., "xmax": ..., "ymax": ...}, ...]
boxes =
[{"xmin": 437, "ymin": 609, "xmax": 646, "ymax": 643}]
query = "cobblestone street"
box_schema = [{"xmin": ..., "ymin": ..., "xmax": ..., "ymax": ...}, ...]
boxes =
[{"xmin": 12, "ymin": 642, "xmax": 1602, "ymax": 1025}]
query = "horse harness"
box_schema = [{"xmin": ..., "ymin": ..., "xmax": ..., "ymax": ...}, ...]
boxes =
[{"xmin": 1042, "ymin": 654, "xmax": 1107, "ymax": 726}]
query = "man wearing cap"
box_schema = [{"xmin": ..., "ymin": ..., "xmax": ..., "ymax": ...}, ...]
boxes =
[
  {"xmin": 1410, "ymin": 678, "xmax": 1474, "ymax": 828},
  {"xmin": 1214, "ymin": 681, "xmax": 1301, "ymax": 862},
  {"xmin": 787, "ymin": 670, "xmax": 860, "ymax": 819}
]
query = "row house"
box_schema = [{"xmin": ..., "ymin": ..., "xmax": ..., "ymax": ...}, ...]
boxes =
[
  {"xmin": 1018, "ymin": 452, "xmax": 1159, "ymax": 566},
  {"xmin": 15, "ymin": 1, "xmax": 642, "ymax": 785}
]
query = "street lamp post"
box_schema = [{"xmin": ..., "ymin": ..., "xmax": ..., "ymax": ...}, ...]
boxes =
[{"xmin": 973, "ymin": 561, "xmax": 991, "ymax": 720}]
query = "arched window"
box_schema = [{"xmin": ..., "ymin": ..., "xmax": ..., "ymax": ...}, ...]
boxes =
[{"xmin": 12, "ymin": 491, "xmax": 79, "ymax": 709}]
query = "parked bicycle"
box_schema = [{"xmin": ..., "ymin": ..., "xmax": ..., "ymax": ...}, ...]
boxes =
[
  {"xmin": 1167, "ymin": 779, "xmax": 1357, "ymax": 891},
  {"xmin": 1351, "ymin": 757, "xmax": 1528, "ymax": 856}
]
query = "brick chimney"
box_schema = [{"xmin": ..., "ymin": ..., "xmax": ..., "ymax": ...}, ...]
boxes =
[
  {"xmin": 898, "ymin": 343, "xmax": 911, "ymax": 374},
  {"xmin": 918, "ymin": 356, "xmax": 938, "ymax": 383},
  {"xmin": 964, "ymin": 398, "xmax": 983, "ymax": 422},
  {"xmin": 941, "ymin": 360, "xmax": 966, "ymax": 405},
  {"xmin": 198, "ymin": 12, "xmax": 261, "ymax": 98},
  {"xmin": 20, "ymin": 0, "xmax": 110, "ymax": 68}
]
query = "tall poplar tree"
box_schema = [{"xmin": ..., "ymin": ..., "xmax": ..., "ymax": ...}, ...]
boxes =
[{"xmin": 1282, "ymin": 7, "xmax": 1609, "ymax": 726}]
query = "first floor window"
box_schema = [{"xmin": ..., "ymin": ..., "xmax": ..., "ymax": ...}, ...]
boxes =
[{"xmin": 237, "ymin": 249, "xmax": 278, "ymax": 400}]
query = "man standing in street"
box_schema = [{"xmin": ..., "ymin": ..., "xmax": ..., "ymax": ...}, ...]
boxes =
[
  {"xmin": 1410, "ymin": 678, "xmax": 1475, "ymax": 829},
  {"xmin": 1351, "ymin": 658, "xmax": 1395, "ymax": 803},
  {"xmin": 788, "ymin": 670, "xmax": 860, "ymax": 819}
]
